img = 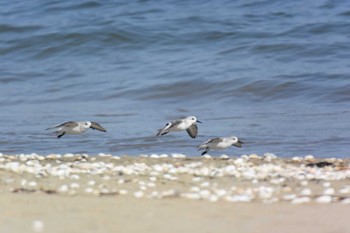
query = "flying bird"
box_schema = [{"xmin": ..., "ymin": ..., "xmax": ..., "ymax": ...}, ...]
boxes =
[
  {"xmin": 156, "ymin": 116, "xmax": 202, "ymax": 138},
  {"xmin": 198, "ymin": 136, "xmax": 243, "ymax": 155},
  {"xmin": 46, "ymin": 121, "xmax": 107, "ymax": 138}
]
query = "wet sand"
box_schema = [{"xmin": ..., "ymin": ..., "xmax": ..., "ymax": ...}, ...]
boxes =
[{"xmin": 0, "ymin": 153, "xmax": 349, "ymax": 233}]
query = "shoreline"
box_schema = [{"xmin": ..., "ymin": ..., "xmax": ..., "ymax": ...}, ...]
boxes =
[{"xmin": 0, "ymin": 153, "xmax": 349, "ymax": 203}]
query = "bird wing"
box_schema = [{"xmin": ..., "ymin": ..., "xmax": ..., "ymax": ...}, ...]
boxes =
[
  {"xmin": 233, "ymin": 139, "xmax": 243, "ymax": 148},
  {"xmin": 90, "ymin": 122, "xmax": 107, "ymax": 132},
  {"xmin": 186, "ymin": 124, "xmax": 198, "ymax": 138},
  {"xmin": 156, "ymin": 122, "xmax": 172, "ymax": 136},
  {"xmin": 156, "ymin": 120, "xmax": 182, "ymax": 136},
  {"xmin": 46, "ymin": 121, "xmax": 78, "ymax": 130},
  {"xmin": 206, "ymin": 138, "xmax": 223, "ymax": 144},
  {"xmin": 197, "ymin": 137, "xmax": 221, "ymax": 149}
]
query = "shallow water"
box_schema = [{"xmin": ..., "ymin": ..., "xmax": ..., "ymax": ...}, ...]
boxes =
[{"xmin": 1, "ymin": 0, "xmax": 350, "ymax": 157}]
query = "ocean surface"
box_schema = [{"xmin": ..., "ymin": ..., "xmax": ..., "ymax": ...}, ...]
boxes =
[{"xmin": 1, "ymin": 0, "xmax": 350, "ymax": 157}]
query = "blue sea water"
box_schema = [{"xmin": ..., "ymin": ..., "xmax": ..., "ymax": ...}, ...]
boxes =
[{"xmin": 1, "ymin": 0, "xmax": 350, "ymax": 157}]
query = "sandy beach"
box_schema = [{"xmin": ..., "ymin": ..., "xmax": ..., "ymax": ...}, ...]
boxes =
[{"xmin": 1, "ymin": 153, "xmax": 350, "ymax": 233}]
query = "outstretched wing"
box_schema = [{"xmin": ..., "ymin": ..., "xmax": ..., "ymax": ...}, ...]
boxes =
[
  {"xmin": 90, "ymin": 122, "xmax": 107, "ymax": 132},
  {"xmin": 46, "ymin": 121, "xmax": 78, "ymax": 130},
  {"xmin": 156, "ymin": 120, "xmax": 182, "ymax": 136},
  {"xmin": 156, "ymin": 122, "xmax": 172, "ymax": 136},
  {"xmin": 186, "ymin": 124, "xmax": 198, "ymax": 138},
  {"xmin": 233, "ymin": 139, "xmax": 243, "ymax": 148}
]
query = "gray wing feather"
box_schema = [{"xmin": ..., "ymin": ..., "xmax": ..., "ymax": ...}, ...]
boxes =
[
  {"xmin": 168, "ymin": 120, "xmax": 182, "ymax": 129},
  {"xmin": 233, "ymin": 140, "xmax": 243, "ymax": 148},
  {"xmin": 197, "ymin": 137, "xmax": 222, "ymax": 150},
  {"xmin": 156, "ymin": 122, "xmax": 172, "ymax": 136},
  {"xmin": 156, "ymin": 120, "xmax": 182, "ymax": 136},
  {"xmin": 90, "ymin": 122, "xmax": 107, "ymax": 132},
  {"xmin": 206, "ymin": 138, "xmax": 223, "ymax": 144},
  {"xmin": 186, "ymin": 124, "xmax": 198, "ymax": 138},
  {"xmin": 46, "ymin": 121, "xmax": 78, "ymax": 130}
]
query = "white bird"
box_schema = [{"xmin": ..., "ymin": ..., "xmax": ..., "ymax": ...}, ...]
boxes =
[
  {"xmin": 156, "ymin": 116, "xmax": 202, "ymax": 138},
  {"xmin": 197, "ymin": 136, "xmax": 243, "ymax": 155},
  {"xmin": 46, "ymin": 121, "xmax": 107, "ymax": 138}
]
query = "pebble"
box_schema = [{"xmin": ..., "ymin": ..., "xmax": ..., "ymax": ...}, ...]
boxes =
[
  {"xmin": 85, "ymin": 188, "xmax": 94, "ymax": 193},
  {"xmin": 32, "ymin": 220, "xmax": 44, "ymax": 233},
  {"xmin": 208, "ymin": 195, "xmax": 219, "ymax": 202},
  {"xmin": 190, "ymin": 186, "xmax": 200, "ymax": 192},
  {"xmin": 341, "ymin": 198, "xmax": 350, "ymax": 204},
  {"xmin": 304, "ymin": 155, "xmax": 315, "ymax": 162},
  {"xmin": 291, "ymin": 197, "xmax": 311, "ymax": 204},
  {"xmin": 323, "ymin": 188, "xmax": 335, "ymax": 195},
  {"xmin": 88, "ymin": 180, "xmax": 96, "ymax": 186},
  {"xmin": 249, "ymin": 154, "xmax": 261, "ymax": 159},
  {"xmin": 70, "ymin": 183, "xmax": 80, "ymax": 189},
  {"xmin": 292, "ymin": 157, "xmax": 303, "ymax": 162},
  {"xmin": 180, "ymin": 193, "xmax": 201, "ymax": 200},
  {"xmin": 283, "ymin": 194, "xmax": 297, "ymax": 201},
  {"xmin": 58, "ymin": 185, "xmax": 69, "ymax": 193},
  {"xmin": 315, "ymin": 195, "xmax": 332, "ymax": 204},
  {"xmin": 225, "ymin": 195, "xmax": 252, "ymax": 203},
  {"xmin": 119, "ymin": 189, "xmax": 128, "ymax": 195},
  {"xmin": 339, "ymin": 186, "xmax": 350, "ymax": 194},
  {"xmin": 300, "ymin": 189, "xmax": 312, "ymax": 196},
  {"xmin": 300, "ymin": 180, "xmax": 308, "ymax": 186},
  {"xmin": 28, "ymin": 181, "xmax": 37, "ymax": 187},
  {"xmin": 134, "ymin": 191, "xmax": 144, "ymax": 198},
  {"xmin": 199, "ymin": 190, "xmax": 211, "ymax": 198},
  {"xmin": 171, "ymin": 153, "xmax": 186, "ymax": 158},
  {"xmin": 219, "ymin": 155, "xmax": 229, "ymax": 159},
  {"xmin": 192, "ymin": 177, "xmax": 202, "ymax": 182}
]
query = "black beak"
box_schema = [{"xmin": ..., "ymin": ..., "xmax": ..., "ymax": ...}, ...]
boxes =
[
  {"xmin": 196, "ymin": 120, "xmax": 202, "ymax": 123},
  {"xmin": 238, "ymin": 140, "xmax": 243, "ymax": 144}
]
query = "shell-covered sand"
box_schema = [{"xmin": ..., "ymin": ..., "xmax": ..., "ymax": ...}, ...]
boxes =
[{"xmin": 1, "ymin": 153, "xmax": 350, "ymax": 233}]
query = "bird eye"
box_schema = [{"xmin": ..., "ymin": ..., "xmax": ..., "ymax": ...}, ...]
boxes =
[
  {"xmin": 192, "ymin": 118, "xmax": 195, "ymax": 120},
  {"xmin": 166, "ymin": 123, "xmax": 170, "ymax": 126}
]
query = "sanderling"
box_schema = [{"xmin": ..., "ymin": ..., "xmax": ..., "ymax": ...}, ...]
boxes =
[
  {"xmin": 46, "ymin": 121, "xmax": 107, "ymax": 138},
  {"xmin": 156, "ymin": 116, "xmax": 202, "ymax": 138},
  {"xmin": 197, "ymin": 136, "xmax": 243, "ymax": 155}
]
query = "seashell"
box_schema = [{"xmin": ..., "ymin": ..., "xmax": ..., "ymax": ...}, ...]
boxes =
[
  {"xmin": 208, "ymin": 195, "xmax": 219, "ymax": 202},
  {"xmin": 315, "ymin": 195, "xmax": 332, "ymax": 204},
  {"xmin": 134, "ymin": 191, "xmax": 144, "ymax": 198},
  {"xmin": 88, "ymin": 180, "xmax": 96, "ymax": 186},
  {"xmin": 291, "ymin": 197, "xmax": 310, "ymax": 204},
  {"xmin": 171, "ymin": 153, "xmax": 186, "ymax": 158},
  {"xmin": 32, "ymin": 220, "xmax": 44, "ymax": 233},
  {"xmin": 58, "ymin": 185, "xmax": 69, "ymax": 193},
  {"xmin": 323, "ymin": 188, "xmax": 335, "ymax": 195},
  {"xmin": 300, "ymin": 188, "xmax": 312, "ymax": 196},
  {"xmin": 119, "ymin": 189, "xmax": 128, "ymax": 195}
]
